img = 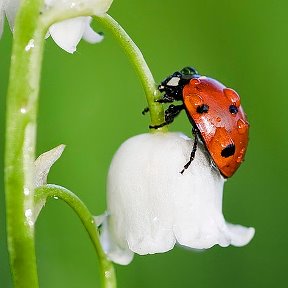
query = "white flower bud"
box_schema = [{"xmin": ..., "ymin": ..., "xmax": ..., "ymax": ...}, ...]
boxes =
[{"xmin": 100, "ymin": 132, "xmax": 255, "ymax": 265}]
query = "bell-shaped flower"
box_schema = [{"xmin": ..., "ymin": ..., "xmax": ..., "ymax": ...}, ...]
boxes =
[
  {"xmin": 99, "ymin": 132, "xmax": 255, "ymax": 265},
  {"xmin": 48, "ymin": 16, "xmax": 104, "ymax": 53},
  {"xmin": 1, "ymin": 0, "xmax": 113, "ymax": 53}
]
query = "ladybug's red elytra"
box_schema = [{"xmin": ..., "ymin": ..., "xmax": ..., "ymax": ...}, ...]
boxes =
[{"xmin": 150, "ymin": 67, "xmax": 249, "ymax": 178}]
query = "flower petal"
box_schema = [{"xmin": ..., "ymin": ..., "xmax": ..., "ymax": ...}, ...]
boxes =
[
  {"xmin": 103, "ymin": 132, "xmax": 254, "ymax": 264},
  {"xmin": 45, "ymin": 0, "xmax": 113, "ymax": 15},
  {"xmin": 34, "ymin": 144, "xmax": 65, "ymax": 187},
  {"xmin": 226, "ymin": 222, "xmax": 255, "ymax": 247},
  {"xmin": 49, "ymin": 17, "xmax": 88, "ymax": 53},
  {"xmin": 98, "ymin": 214, "xmax": 134, "ymax": 265},
  {"xmin": 3, "ymin": 0, "xmax": 113, "ymax": 50},
  {"xmin": 82, "ymin": 19, "xmax": 104, "ymax": 44}
]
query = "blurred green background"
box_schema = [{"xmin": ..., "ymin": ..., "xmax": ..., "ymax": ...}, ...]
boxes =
[{"xmin": 1, "ymin": 0, "xmax": 288, "ymax": 287}]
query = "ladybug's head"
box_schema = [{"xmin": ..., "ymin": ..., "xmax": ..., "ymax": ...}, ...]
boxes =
[
  {"xmin": 180, "ymin": 67, "xmax": 199, "ymax": 80},
  {"xmin": 158, "ymin": 67, "xmax": 200, "ymax": 100}
]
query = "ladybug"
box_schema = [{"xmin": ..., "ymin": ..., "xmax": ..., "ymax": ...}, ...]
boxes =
[{"xmin": 150, "ymin": 67, "xmax": 249, "ymax": 178}]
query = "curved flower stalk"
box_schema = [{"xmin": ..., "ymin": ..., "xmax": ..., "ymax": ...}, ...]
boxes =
[
  {"xmin": 32, "ymin": 146, "xmax": 117, "ymax": 288},
  {"xmin": 1, "ymin": 0, "xmax": 113, "ymax": 53},
  {"xmin": 99, "ymin": 132, "xmax": 255, "ymax": 265}
]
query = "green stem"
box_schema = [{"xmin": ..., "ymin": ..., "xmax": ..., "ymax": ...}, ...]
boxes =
[
  {"xmin": 96, "ymin": 14, "xmax": 167, "ymax": 130},
  {"xmin": 42, "ymin": 8, "xmax": 166, "ymax": 129},
  {"xmin": 35, "ymin": 185, "xmax": 116, "ymax": 288},
  {"xmin": 5, "ymin": 0, "xmax": 45, "ymax": 287}
]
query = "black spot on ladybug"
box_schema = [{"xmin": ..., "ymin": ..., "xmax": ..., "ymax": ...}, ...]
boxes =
[
  {"xmin": 221, "ymin": 144, "xmax": 235, "ymax": 158},
  {"xmin": 196, "ymin": 104, "xmax": 209, "ymax": 114},
  {"xmin": 229, "ymin": 105, "xmax": 238, "ymax": 114}
]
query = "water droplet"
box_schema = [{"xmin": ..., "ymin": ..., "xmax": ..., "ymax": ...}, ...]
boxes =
[
  {"xmin": 216, "ymin": 117, "xmax": 221, "ymax": 122},
  {"xmin": 28, "ymin": 220, "xmax": 34, "ymax": 227},
  {"xmin": 190, "ymin": 94, "xmax": 203, "ymax": 107},
  {"xmin": 25, "ymin": 39, "xmax": 35, "ymax": 52},
  {"xmin": 190, "ymin": 78, "xmax": 201, "ymax": 86},
  {"xmin": 236, "ymin": 147, "xmax": 246, "ymax": 163},
  {"xmin": 236, "ymin": 156, "xmax": 242, "ymax": 163},
  {"xmin": 152, "ymin": 217, "xmax": 158, "ymax": 222},
  {"xmin": 237, "ymin": 119, "xmax": 248, "ymax": 134},
  {"xmin": 53, "ymin": 196, "xmax": 59, "ymax": 200},
  {"xmin": 105, "ymin": 271, "xmax": 111, "ymax": 278},
  {"xmin": 20, "ymin": 107, "xmax": 27, "ymax": 114},
  {"xmin": 24, "ymin": 188, "xmax": 30, "ymax": 195},
  {"xmin": 224, "ymin": 88, "xmax": 240, "ymax": 107},
  {"xmin": 25, "ymin": 209, "xmax": 32, "ymax": 218}
]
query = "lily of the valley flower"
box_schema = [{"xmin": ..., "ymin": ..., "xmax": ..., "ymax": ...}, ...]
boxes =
[
  {"xmin": 100, "ymin": 132, "xmax": 255, "ymax": 265},
  {"xmin": 48, "ymin": 17, "xmax": 103, "ymax": 53},
  {"xmin": 1, "ymin": 0, "xmax": 113, "ymax": 53},
  {"xmin": 33, "ymin": 144, "xmax": 65, "ymax": 220}
]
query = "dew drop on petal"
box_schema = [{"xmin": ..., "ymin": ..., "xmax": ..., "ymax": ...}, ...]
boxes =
[
  {"xmin": 153, "ymin": 217, "xmax": 159, "ymax": 222},
  {"xmin": 216, "ymin": 117, "xmax": 221, "ymax": 122}
]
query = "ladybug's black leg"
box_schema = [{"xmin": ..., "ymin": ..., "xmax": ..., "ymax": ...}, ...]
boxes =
[
  {"xmin": 155, "ymin": 93, "xmax": 176, "ymax": 103},
  {"xmin": 142, "ymin": 107, "xmax": 149, "ymax": 115},
  {"xmin": 149, "ymin": 104, "xmax": 184, "ymax": 129},
  {"xmin": 180, "ymin": 128, "xmax": 198, "ymax": 174},
  {"xmin": 164, "ymin": 104, "xmax": 184, "ymax": 124}
]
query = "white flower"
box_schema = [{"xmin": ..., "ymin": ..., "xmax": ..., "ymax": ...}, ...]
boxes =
[
  {"xmin": 1, "ymin": 0, "xmax": 113, "ymax": 53},
  {"xmin": 99, "ymin": 132, "xmax": 255, "ymax": 265},
  {"xmin": 48, "ymin": 17, "xmax": 103, "ymax": 53}
]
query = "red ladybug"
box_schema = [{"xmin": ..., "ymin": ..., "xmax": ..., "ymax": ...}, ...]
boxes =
[{"xmin": 150, "ymin": 67, "xmax": 249, "ymax": 178}]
